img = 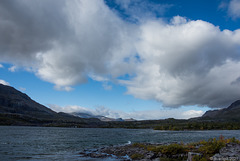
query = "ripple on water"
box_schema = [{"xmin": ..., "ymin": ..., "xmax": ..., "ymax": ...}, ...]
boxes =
[{"xmin": 0, "ymin": 126, "xmax": 240, "ymax": 160}]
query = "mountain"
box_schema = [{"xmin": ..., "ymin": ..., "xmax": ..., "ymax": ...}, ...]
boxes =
[
  {"xmin": 0, "ymin": 84, "xmax": 103, "ymax": 126},
  {"xmin": 0, "ymin": 84, "xmax": 58, "ymax": 119},
  {"xmin": 201, "ymin": 100, "xmax": 240, "ymax": 121},
  {"xmin": 71, "ymin": 112, "xmax": 135, "ymax": 122},
  {"xmin": 71, "ymin": 112, "xmax": 120, "ymax": 121},
  {"xmin": 1, "ymin": 83, "xmax": 239, "ymax": 129},
  {"xmin": 71, "ymin": 112, "xmax": 96, "ymax": 119}
]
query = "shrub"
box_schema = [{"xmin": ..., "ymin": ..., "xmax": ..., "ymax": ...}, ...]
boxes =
[
  {"xmin": 192, "ymin": 155, "xmax": 207, "ymax": 161},
  {"xmin": 130, "ymin": 153, "xmax": 144, "ymax": 160},
  {"xmin": 198, "ymin": 138, "xmax": 225, "ymax": 155},
  {"xmin": 132, "ymin": 143, "xmax": 146, "ymax": 149},
  {"xmin": 157, "ymin": 144, "xmax": 187, "ymax": 155}
]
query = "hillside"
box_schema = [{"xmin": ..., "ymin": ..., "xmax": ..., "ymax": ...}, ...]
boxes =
[
  {"xmin": 0, "ymin": 84, "xmax": 58, "ymax": 119},
  {"xmin": 201, "ymin": 100, "xmax": 240, "ymax": 121},
  {"xmin": 0, "ymin": 84, "xmax": 103, "ymax": 127}
]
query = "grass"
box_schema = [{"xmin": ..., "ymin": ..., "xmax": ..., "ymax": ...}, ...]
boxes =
[
  {"xmin": 130, "ymin": 153, "xmax": 145, "ymax": 160},
  {"xmin": 131, "ymin": 136, "xmax": 239, "ymax": 160}
]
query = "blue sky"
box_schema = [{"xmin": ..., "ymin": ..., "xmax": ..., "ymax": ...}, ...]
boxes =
[{"xmin": 0, "ymin": 0, "xmax": 240, "ymax": 120}]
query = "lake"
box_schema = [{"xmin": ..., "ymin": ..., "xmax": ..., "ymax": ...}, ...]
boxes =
[{"xmin": 0, "ymin": 126, "xmax": 240, "ymax": 160}]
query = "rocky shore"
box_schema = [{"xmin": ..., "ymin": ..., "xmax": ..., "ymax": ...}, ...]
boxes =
[
  {"xmin": 79, "ymin": 140, "xmax": 240, "ymax": 161},
  {"xmin": 80, "ymin": 143, "xmax": 165, "ymax": 160},
  {"xmin": 79, "ymin": 143, "xmax": 167, "ymax": 160}
]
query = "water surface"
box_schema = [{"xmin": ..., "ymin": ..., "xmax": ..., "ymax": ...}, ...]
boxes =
[{"xmin": 0, "ymin": 126, "xmax": 239, "ymax": 160}]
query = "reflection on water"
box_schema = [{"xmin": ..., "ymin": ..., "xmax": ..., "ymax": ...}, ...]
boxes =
[{"xmin": 0, "ymin": 126, "xmax": 239, "ymax": 160}]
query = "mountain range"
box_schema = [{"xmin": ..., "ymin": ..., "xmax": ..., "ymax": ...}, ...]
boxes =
[
  {"xmin": 71, "ymin": 112, "xmax": 135, "ymax": 122},
  {"xmin": 0, "ymin": 84, "xmax": 104, "ymax": 127},
  {"xmin": 0, "ymin": 83, "xmax": 240, "ymax": 128}
]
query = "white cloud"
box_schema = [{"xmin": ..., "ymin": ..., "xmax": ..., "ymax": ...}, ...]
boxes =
[
  {"xmin": 32, "ymin": 0, "xmax": 136, "ymax": 90},
  {"xmin": 19, "ymin": 87, "xmax": 26, "ymax": 92},
  {"xmin": 54, "ymin": 85, "xmax": 73, "ymax": 92},
  {"xmin": 89, "ymin": 74, "xmax": 112, "ymax": 90},
  {"xmin": 114, "ymin": 0, "xmax": 173, "ymax": 22},
  {"xmin": 89, "ymin": 74, "xmax": 109, "ymax": 82},
  {"xmin": 49, "ymin": 104, "xmax": 93, "ymax": 114},
  {"xmin": 0, "ymin": 0, "xmax": 240, "ymax": 108},
  {"xmin": 0, "ymin": 0, "xmax": 136, "ymax": 90},
  {"xmin": 102, "ymin": 82, "xmax": 112, "ymax": 90},
  {"xmin": 228, "ymin": 0, "xmax": 240, "ymax": 19},
  {"xmin": 122, "ymin": 17, "xmax": 240, "ymax": 108},
  {"xmin": 171, "ymin": 15, "xmax": 187, "ymax": 25},
  {"xmin": 0, "ymin": 79, "xmax": 10, "ymax": 86},
  {"xmin": 0, "ymin": 64, "xmax": 3, "ymax": 68},
  {"xmin": 48, "ymin": 104, "xmax": 204, "ymax": 120},
  {"xmin": 8, "ymin": 66, "xmax": 17, "ymax": 72},
  {"xmin": 182, "ymin": 110, "xmax": 204, "ymax": 119}
]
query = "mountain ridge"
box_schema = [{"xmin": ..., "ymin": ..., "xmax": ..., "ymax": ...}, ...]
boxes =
[
  {"xmin": 0, "ymin": 84, "xmax": 57, "ymax": 118},
  {"xmin": 201, "ymin": 100, "xmax": 240, "ymax": 121},
  {"xmin": 0, "ymin": 83, "xmax": 240, "ymax": 129},
  {"xmin": 71, "ymin": 112, "xmax": 135, "ymax": 122},
  {"xmin": 0, "ymin": 84, "xmax": 103, "ymax": 127}
]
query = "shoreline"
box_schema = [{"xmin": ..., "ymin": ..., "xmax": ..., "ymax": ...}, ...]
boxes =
[{"xmin": 79, "ymin": 137, "xmax": 240, "ymax": 161}]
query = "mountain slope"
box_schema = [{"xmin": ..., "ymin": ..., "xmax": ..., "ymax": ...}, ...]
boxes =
[
  {"xmin": 0, "ymin": 84, "xmax": 58, "ymax": 119},
  {"xmin": 201, "ymin": 100, "xmax": 240, "ymax": 121},
  {"xmin": 0, "ymin": 84, "xmax": 103, "ymax": 126}
]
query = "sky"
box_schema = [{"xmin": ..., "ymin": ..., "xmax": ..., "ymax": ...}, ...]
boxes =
[{"xmin": 0, "ymin": 0, "xmax": 240, "ymax": 120}]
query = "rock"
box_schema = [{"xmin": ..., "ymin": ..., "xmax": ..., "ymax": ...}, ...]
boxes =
[
  {"xmin": 220, "ymin": 143, "xmax": 240, "ymax": 157},
  {"xmin": 187, "ymin": 152, "xmax": 202, "ymax": 161},
  {"xmin": 79, "ymin": 142, "xmax": 189, "ymax": 160},
  {"xmin": 145, "ymin": 152, "xmax": 155, "ymax": 159},
  {"xmin": 212, "ymin": 143, "xmax": 240, "ymax": 161}
]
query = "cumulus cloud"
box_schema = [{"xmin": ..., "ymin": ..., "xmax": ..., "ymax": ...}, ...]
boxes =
[
  {"xmin": 0, "ymin": 0, "xmax": 136, "ymax": 88},
  {"xmin": 48, "ymin": 104, "xmax": 204, "ymax": 120},
  {"xmin": 228, "ymin": 0, "xmax": 240, "ymax": 19},
  {"xmin": 0, "ymin": 0, "xmax": 68, "ymax": 65},
  {"xmin": 0, "ymin": 0, "xmax": 240, "ymax": 108},
  {"xmin": 121, "ymin": 18, "xmax": 240, "ymax": 108},
  {"xmin": 0, "ymin": 79, "xmax": 10, "ymax": 86},
  {"xmin": 0, "ymin": 64, "xmax": 3, "ymax": 68}
]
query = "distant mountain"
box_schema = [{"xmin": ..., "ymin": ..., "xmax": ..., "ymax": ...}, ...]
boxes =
[
  {"xmin": 71, "ymin": 112, "xmax": 135, "ymax": 122},
  {"xmin": 201, "ymin": 100, "xmax": 240, "ymax": 121},
  {"xmin": 71, "ymin": 112, "xmax": 95, "ymax": 119},
  {"xmin": 124, "ymin": 118, "xmax": 136, "ymax": 121},
  {"xmin": 0, "ymin": 84, "xmax": 103, "ymax": 126}
]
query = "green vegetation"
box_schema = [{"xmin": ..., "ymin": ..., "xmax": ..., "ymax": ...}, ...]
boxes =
[
  {"xmin": 192, "ymin": 136, "xmax": 240, "ymax": 160},
  {"xmin": 130, "ymin": 153, "xmax": 145, "ymax": 160},
  {"xmin": 105, "ymin": 118, "xmax": 240, "ymax": 130},
  {"xmin": 153, "ymin": 121, "xmax": 240, "ymax": 130},
  {"xmin": 192, "ymin": 155, "xmax": 207, "ymax": 161},
  {"xmin": 2, "ymin": 111, "xmax": 240, "ymax": 130},
  {"xmin": 153, "ymin": 143, "xmax": 186, "ymax": 155},
  {"xmin": 131, "ymin": 136, "xmax": 240, "ymax": 160}
]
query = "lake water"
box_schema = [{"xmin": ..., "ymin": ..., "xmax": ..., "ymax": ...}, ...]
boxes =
[{"xmin": 0, "ymin": 126, "xmax": 240, "ymax": 160}]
